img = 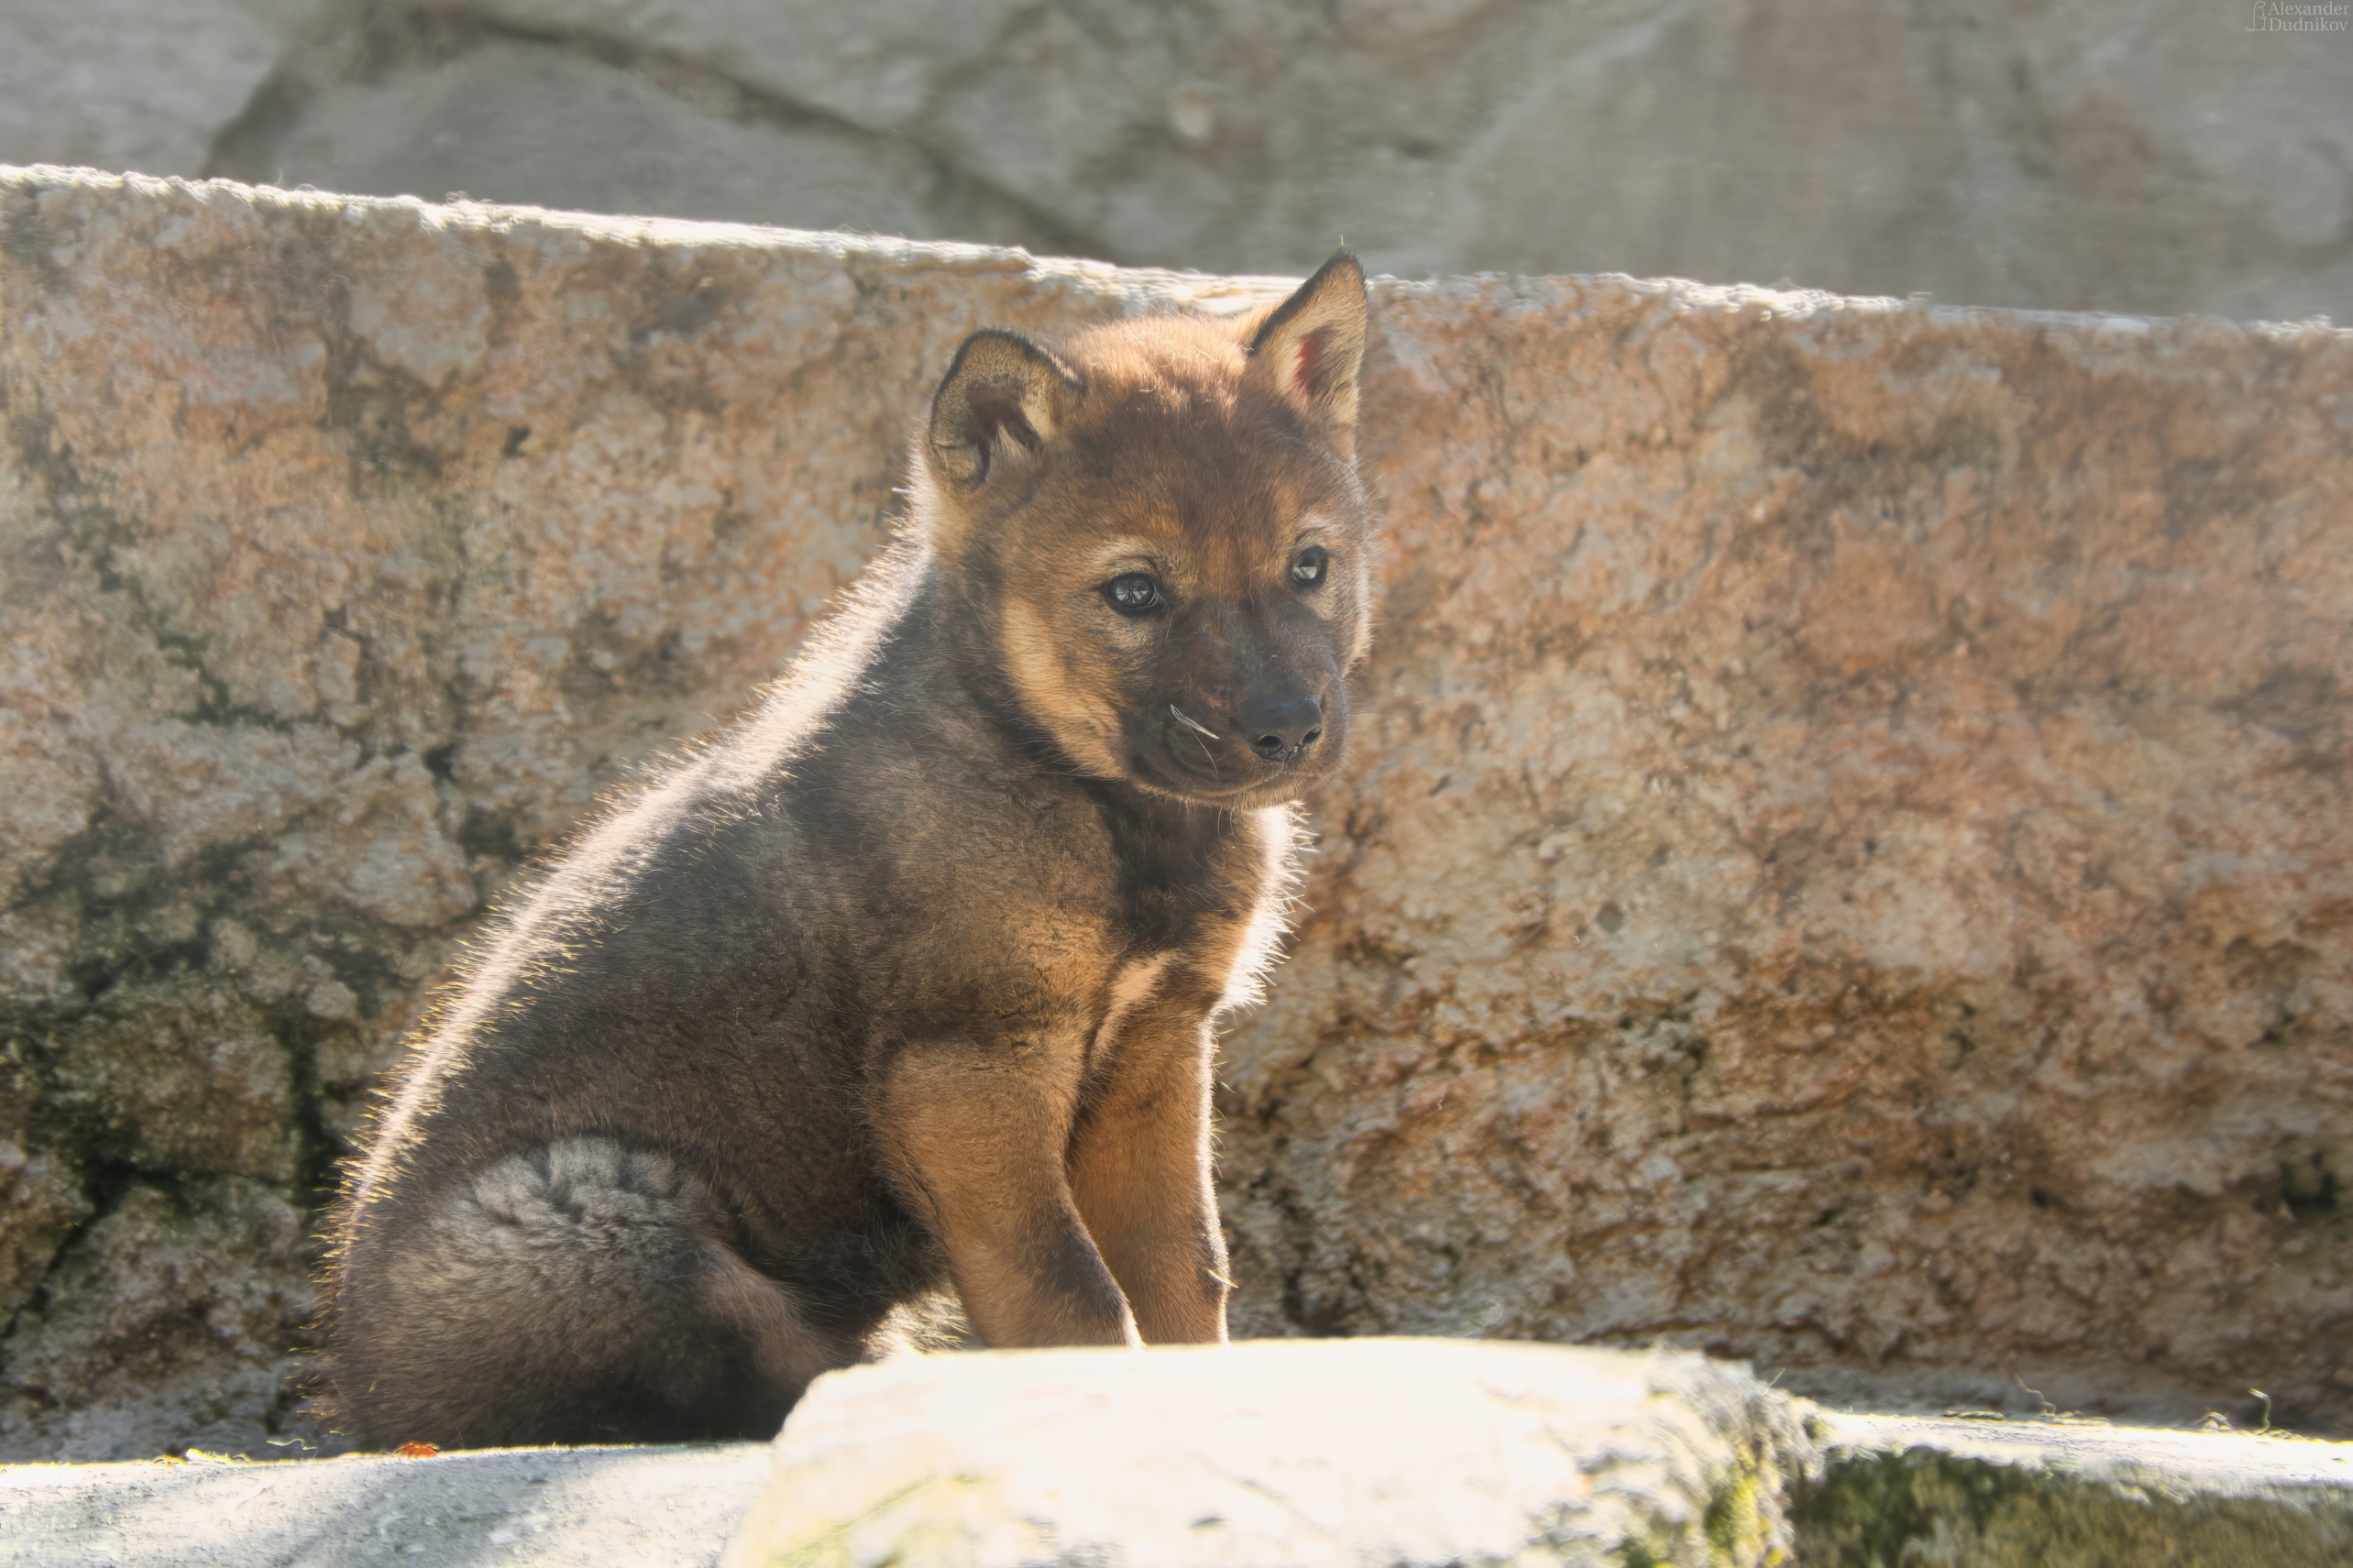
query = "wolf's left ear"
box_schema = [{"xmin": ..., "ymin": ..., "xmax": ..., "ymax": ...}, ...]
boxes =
[
  {"xmin": 1246, "ymin": 250, "xmax": 1368, "ymax": 441},
  {"xmin": 926, "ymin": 328, "xmax": 1085, "ymax": 492}
]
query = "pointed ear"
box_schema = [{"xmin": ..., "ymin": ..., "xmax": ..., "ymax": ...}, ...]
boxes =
[
  {"xmin": 1245, "ymin": 250, "xmax": 1368, "ymax": 438},
  {"xmin": 925, "ymin": 328, "xmax": 1085, "ymax": 491}
]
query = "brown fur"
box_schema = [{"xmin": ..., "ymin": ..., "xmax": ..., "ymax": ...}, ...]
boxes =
[{"xmin": 316, "ymin": 255, "xmax": 1376, "ymax": 1448}]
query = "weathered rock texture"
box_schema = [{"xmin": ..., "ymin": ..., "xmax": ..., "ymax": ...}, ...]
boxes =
[
  {"xmin": 725, "ymin": 1340, "xmax": 1813, "ymax": 1567},
  {"xmin": 1800, "ymin": 1413, "xmax": 2353, "ymax": 1565},
  {"xmin": 1215, "ymin": 280, "xmax": 2353, "ymax": 1438},
  {"xmin": 3, "ymin": 0, "xmax": 2348, "ymax": 321},
  {"xmin": 2, "ymin": 164, "xmax": 2349, "ymax": 1459}
]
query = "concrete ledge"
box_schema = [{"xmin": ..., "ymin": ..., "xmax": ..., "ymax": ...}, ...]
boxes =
[
  {"xmin": 7, "ymin": 1345, "xmax": 2353, "ymax": 1566},
  {"xmin": 1799, "ymin": 1414, "xmax": 2353, "ymax": 1566},
  {"xmin": 0, "ymin": 1441, "xmax": 771, "ymax": 1566}
]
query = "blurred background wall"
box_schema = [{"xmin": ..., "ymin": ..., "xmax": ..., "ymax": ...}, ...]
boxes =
[{"xmin": 3, "ymin": 0, "xmax": 2347, "ymax": 320}]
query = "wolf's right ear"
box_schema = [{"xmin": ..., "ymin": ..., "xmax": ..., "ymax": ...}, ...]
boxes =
[
  {"xmin": 925, "ymin": 329, "xmax": 1085, "ymax": 492},
  {"xmin": 1246, "ymin": 250, "xmax": 1368, "ymax": 444}
]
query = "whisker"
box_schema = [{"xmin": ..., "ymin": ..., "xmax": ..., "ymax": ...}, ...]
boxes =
[{"xmin": 1169, "ymin": 704, "xmax": 1220, "ymax": 740}]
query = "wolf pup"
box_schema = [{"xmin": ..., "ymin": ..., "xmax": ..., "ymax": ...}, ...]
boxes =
[{"xmin": 318, "ymin": 253, "xmax": 1375, "ymax": 1449}]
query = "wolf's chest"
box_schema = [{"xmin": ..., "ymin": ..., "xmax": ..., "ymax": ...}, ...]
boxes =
[{"xmin": 1105, "ymin": 804, "xmax": 1298, "ymax": 1019}]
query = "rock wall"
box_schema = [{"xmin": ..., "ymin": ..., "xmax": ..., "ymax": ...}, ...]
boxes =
[
  {"xmin": 3, "ymin": 0, "xmax": 2348, "ymax": 322},
  {"xmin": 2, "ymin": 163, "xmax": 2349, "ymax": 1458}
]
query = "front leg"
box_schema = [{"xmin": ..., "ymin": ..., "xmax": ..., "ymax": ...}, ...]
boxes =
[
  {"xmin": 879, "ymin": 1047, "xmax": 1140, "ymax": 1349},
  {"xmin": 1068, "ymin": 998, "xmax": 1231, "ymax": 1344}
]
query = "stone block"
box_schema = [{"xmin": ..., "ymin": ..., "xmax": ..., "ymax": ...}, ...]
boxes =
[
  {"xmin": 2, "ymin": 165, "xmax": 2349, "ymax": 1459},
  {"xmin": 1798, "ymin": 1413, "xmax": 2353, "ymax": 1565},
  {"xmin": 723, "ymin": 1340, "xmax": 1813, "ymax": 1568},
  {"xmin": 6, "ymin": 1376, "xmax": 2352, "ymax": 1565}
]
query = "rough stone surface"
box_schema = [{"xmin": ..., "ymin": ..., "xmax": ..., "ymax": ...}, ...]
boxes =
[
  {"xmin": 2, "ymin": 166, "xmax": 2350, "ymax": 1460},
  {"xmin": 2, "ymin": 1179, "xmax": 311, "ymax": 1463},
  {"xmin": 238, "ymin": 37, "xmax": 1030, "ymax": 249},
  {"xmin": 1799, "ymin": 1413, "xmax": 2353, "ymax": 1564},
  {"xmin": 8, "ymin": 1361, "xmax": 2349, "ymax": 1567},
  {"xmin": 2, "ymin": 1, "xmax": 2348, "ymax": 318},
  {"xmin": 1212, "ymin": 269, "xmax": 2353, "ymax": 1442},
  {"xmin": 0, "ymin": 1440, "xmax": 771, "ymax": 1565},
  {"xmin": 0, "ymin": 0, "xmax": 293, "ymax": 186},
  {"xmin": 723, "ymin": 1340, "xmax": 1813, "ymax": 1568}
]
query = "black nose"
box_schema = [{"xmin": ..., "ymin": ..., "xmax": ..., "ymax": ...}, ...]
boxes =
[{"xmin": 1236, "ymin": 692, "xmax": 1324, "ymax": 761}]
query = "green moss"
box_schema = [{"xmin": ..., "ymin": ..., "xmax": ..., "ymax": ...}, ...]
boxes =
[
  {"xmin": 1792, "ymin": 1446, "xmax": 2353, "ymax": 1566},
  {"xmin": 1704, "ymin": 1448, "xmax": 1769, "ymax": 1563}
]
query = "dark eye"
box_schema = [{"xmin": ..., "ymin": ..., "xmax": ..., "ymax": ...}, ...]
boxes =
[
  {"xmin": 1105, "ymin": 573, "xmax": 1162, "ymax": 615},
  {"xmin": 1290, "ymin": 546, "xmax": 1329, "ymax": 588}
]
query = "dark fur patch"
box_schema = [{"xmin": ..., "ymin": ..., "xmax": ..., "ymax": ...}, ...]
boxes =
[{"xmin": 330, "ymin": 1140, "xmax": 841, "ymax": 1446}]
